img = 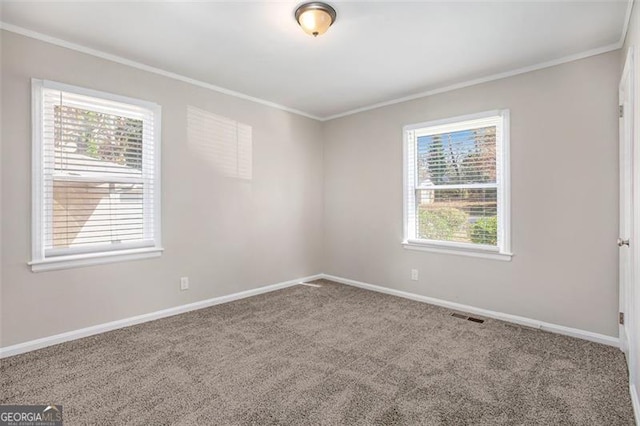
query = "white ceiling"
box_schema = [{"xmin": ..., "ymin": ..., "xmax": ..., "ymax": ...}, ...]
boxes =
[{"xmin": 0, "ymin": 1, "xmax": 631, "ymax": 120}]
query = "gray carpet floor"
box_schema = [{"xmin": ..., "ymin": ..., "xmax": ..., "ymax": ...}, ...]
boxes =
[{"xmin": 1, "ymin": 280, "xmax": 635, "ymax": 425}]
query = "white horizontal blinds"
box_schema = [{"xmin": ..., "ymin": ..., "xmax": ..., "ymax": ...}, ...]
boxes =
[
  {"xmin": 413, "ymin": 117, "xmax": 500, "ymax": 246},
  {"xmin": 51, "ymin": 181, "xmax": 145, "ymax": 248},
  {"xmin": 42, "ymin": 88, "xmax": 156, "ymax": 256},
  {"xmin": 186, "ymin": 106, "xmax": 252, "ymax": 180}
]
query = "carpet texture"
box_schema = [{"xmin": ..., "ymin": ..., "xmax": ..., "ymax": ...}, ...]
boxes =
[{"xmin": 1, "ymin": 280, "xmax": 634, "ymax": 425}]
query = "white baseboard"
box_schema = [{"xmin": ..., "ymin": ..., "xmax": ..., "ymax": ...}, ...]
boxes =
[
  {"xmin": 0, "ymin": 272, "xmax": 620, "ymax": 358},
  {"xmin": 0, "ymin": 274, "xmax": 323, "ymax": 359},
  {"xmin": 631, "ymin": 384, "xmax": 640, "ymax": 426},
  {"xmin": 320, "ymin": 274, "xmax": 620, "ymax": 348}
]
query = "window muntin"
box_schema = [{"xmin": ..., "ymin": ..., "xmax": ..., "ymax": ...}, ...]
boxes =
[
  {"xmin": 404, "ymin": 111, "xmax": 510, "ymax": 257},
  {"xmin": 31, "ymin": 80, "xmax": 162, "ymax": 269}
]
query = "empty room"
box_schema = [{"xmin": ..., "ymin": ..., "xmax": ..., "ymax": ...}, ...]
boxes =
[{"xmin": 1, "ymin": 0, "xmax": 639, "ymax": 424}]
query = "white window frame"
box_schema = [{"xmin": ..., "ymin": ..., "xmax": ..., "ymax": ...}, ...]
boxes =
[
  {"xmin": 402, "ymin": 109, "xmax": 512, "ymax": 261},
  {"xmin": 29, "ymin": 79, "xmax": 163, "ymax": 272}
]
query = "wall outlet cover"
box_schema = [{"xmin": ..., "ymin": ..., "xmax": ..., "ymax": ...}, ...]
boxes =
[{"xmin": 180, "ymin": 277, "xmax": 189, "ymax": 290}]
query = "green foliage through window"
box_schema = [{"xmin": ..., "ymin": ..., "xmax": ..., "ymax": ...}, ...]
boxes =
[
  {"xmin": 470, "ymin": 216, "xmax": 498, "ymax": 245},
  {"xmin": 418, "ymin": 207, "xmax": 469, "ymax": 241}
]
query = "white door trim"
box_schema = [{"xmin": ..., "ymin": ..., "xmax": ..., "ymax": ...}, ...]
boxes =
[{"xmin": 621, "ymin": 45, "xmax": 638, "ymax": 401}]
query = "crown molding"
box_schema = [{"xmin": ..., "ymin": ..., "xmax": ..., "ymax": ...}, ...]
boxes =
[
  {"xmin": 1, "ymin": 1, "xmax": 633, "ymax": 123},
  {"xmin": 0, "ymin": 22, "xmax": 323, "ymax": 122},
  {"xmin": 323, "ymin": 0, "xmax": 633, "ymax": 121},
  {"xmin": 323, "ymin": 42, "xmax": 622, "ymax": 121}
]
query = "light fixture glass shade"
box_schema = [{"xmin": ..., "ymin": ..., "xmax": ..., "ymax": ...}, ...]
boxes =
[{"xmin": 295, "ymin": 2, "xmax": 336, "ymax": 37}]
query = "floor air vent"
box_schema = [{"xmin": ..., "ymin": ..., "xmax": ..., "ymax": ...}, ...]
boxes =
[
  {"xmin": 451, "ymin": 313, "xmax": 485, "ymax": 324},
  {"xmin": 299, "ymin": 282, "xmax": 322, "ymax": 288}
]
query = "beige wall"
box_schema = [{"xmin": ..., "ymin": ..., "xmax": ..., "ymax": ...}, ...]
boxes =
[
  {"xmin": 0, "ymin": 29, "xmax": 623, "ymax": 348},
  {"xmin": 0, "ymin": 31, "xmax": 324, "ymax": 347},
  {"xmin": 323, "ymin": 50, "xmax": 621, "ymax": 337}
]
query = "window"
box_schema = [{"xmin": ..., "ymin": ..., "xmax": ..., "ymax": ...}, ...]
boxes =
[
  {"xmin": 403, "ymin": 110, "xmax": 511, "ymax": 260},
  {"xmin": 30, "ymin": 80, "xmax": 162, "ymax": 271}
]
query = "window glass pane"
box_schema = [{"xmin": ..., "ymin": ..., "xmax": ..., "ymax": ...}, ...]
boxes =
[
  {"xmin": 417, "ymin": 126, "xmax": 496, "ymax": 186},
  {"xmin": 416, "ymin": 188, "xmax": 497, "ymax": 245},
  {"xmin": 34, "ymin": 81, "xmax": 160, "ymax": 265},
  {"xmin": 53, "ymin": 105, "xmax": 144, "ymax": 177},
  {"xmin": 50, "ymin": 180, "xmax": 144, "ymax": 249}
]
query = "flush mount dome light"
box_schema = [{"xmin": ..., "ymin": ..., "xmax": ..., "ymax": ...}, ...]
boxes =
[{"xmin": 295, "ymin": 2, "xmax": 337, "ymax": 37}]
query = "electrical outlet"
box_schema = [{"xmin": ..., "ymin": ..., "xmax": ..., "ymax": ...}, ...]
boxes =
[
  {"xmin": 411, "ymin": 269, "xmax": 419, "ymax": 281},
  {"xmin": 180, "ymin": 277, "xmax": 189, "ymax": 290}
]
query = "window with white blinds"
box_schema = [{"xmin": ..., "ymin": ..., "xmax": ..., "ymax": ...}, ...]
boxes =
[
  {"xmin": 31, "ymin": 80, "xmax": 162, "ymax": 271},
  {"xmin": 403, "ymin": 110, "xmax": 511, "ymax": 260}
]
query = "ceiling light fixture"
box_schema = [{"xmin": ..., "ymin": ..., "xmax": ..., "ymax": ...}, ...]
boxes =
[{"xmin": 295, "ymin": 2, "xmax": 337, "ymax": 37}]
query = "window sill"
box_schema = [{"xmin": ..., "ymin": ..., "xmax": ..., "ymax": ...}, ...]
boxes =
[
  {"xmin": 29, "ymin": 247, "xmax": 164, "ymax": 272},
  {"xmin": 402, "ymin": 241, "xmax": 513, "ymax": 261}
]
